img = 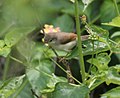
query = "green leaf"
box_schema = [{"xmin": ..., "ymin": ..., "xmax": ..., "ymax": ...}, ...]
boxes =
[
  {"xmin": 1, "ymin": 0, "xmax": 60, "ymax": 27},
  {"xmin": 26, "ymin": 58, "xmax": 54, "ymax": 96},
  {"xmin": 47, "ymin": 74, "xmax": 67, "ymax": 89},
  {"xmin": 68, "ymin": 25, "xmax": 110, "ymax": 59},
  {"xmin": 0, "ymin": 0, "xmax": 64, "ymax": 37},
  {"xmin": 82, "ymin": 0, "xmax": 94, "ymax": 11},
  {"xmin": 111, "ymin": 31, "xmax": 120, "ymax": 39},
  {"xmin": 113, "ymin": 64, "xmax": 120, "ymax": 72},
  {"xmin": 110, "ymin": 31, "xmax": 120, "ymax": 42},
  {"xmin": 5, "ymin": 27, "xmax": 22, "ymax": 47},
  {"xmin": 101, "ymin": 86, "xmax": 120, "ymax": 98},
  {"xmin": 61, "ymin": 1, "xmax": 92, "ymax": 19},
  {"xmin": 53, "ymin": 14, "xmax": 74, "ymax": 32},
  {"xmin": 68, "ymin": 41, "xmax": 109, "ymax": 59},
  {"xmin": 27, "ymin": 68, "xmax": 51, "ymax": 96},
  {"xmin": 83, "ymin": 41, "xmax": 109, "ymax": 55},
  {"xmin": 49, "ymin": 83, "xmax": 90, "ymax": 98},
  {"xmin": 87, "ymin": 53, "xmax": 110, "ymax": 71},
  {"xmin": 0, "ymin": 40, "xmax": 11, "ymax": 57},
  {"xmin": 5, "ymin": 27, "xmax": 35, "ymax": 47},
  {"xmin": 10, "ymin": 79, "xmax": 34, "ymax": 98},
  {"xmin": 0, "ymin": 75, "xmax": 25, "ymax": 98},
  {"xmin": 0, "ymin": 40, "xmax": 5, "ymax": 48},
  {"xmin": 17, "ymin": 37, "xmax": 35, "ymax": 62},
  {"xmin": 105, "ymin": 67, "xmax": 120, "ymax": 85},
  {"xmin": 41, "ymin": 74, "xmax": 67, "ymax": 93},
  {"xmin": 90, "ymin": 25, "xmax": 109, "ymax": 38},
  {"xmin": 70, "ymin": 0, "xmax": 75, "ymax": 3},
  {"xmin": 102, "ymin": 16, "xmax": 120, "ymax": 27},
  {"xmin": 34, "ymin": 43, "xmax": 69, "ymax": 59},
  {"xmin": 26, "ymin": 43, "xmax": 68, "ymax": 96},
  {"xmin": 100, "ymin": 0, "xmax": 117, "ymax": 23},
  {"xmin": 111, "ymin": 43, "xmax": 120, "ymax": 53},
  {"xmin": 0, "ymin": 46, "xmax": 11, "ymax": 57}
]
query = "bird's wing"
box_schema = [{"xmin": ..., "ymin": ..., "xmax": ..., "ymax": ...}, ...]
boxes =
[{"xmin": 57, "ymin": 33, "xmax": 77, "ymax": 44}]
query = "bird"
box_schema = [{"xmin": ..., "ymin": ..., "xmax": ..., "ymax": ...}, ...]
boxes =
[{"xmin": 43, "ymin": 32, "xmax": 88, "ymax": 52}]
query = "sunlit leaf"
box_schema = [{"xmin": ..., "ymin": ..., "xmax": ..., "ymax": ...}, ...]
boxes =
[
  {"xmin": 0, "ymin": 46, "xmax": 11, "ymax": 57},
  {"xmin": 82, "ymin": 0, "xmax": 94, "ymax": 11},
  {"xmin": 113, "ymin": 64, "xmax": 120, "ymax": 72},
  {"xmin": 70, "ymin": 0, "xmax": 75, "ymax": 3},
  {"xmin": 101, "ymin": 86, "xmax": 120, "ymax": 98},
  {"xmin": 90, "ymin": 25, "xmax": 109, "ymax": 38},
  {"xmin": 41, "ymin": 74, "xmax": 67, "ymax": 93},
  {"xmin": 102, "ymin": 16, "xmax": 120, "ymax": 27},
  {"xmin": 87, "ymin": 53, "xmax": 110, "ymax": 71},
  {"xmin": 0, "ymin": 40, "xmax": 11, "ymax": 57},
  {"xmin": 83, "ymin": 41, "xmax": 109, "ymax": 55},
  {"xmin": 110, "ymin": 31, "xmax": 120, "ymax": 42},
  {"xmin": 111, "ymin": 43, "xmax": 120, "ymax": 54},
  {"xmin": 0, "ymin": 75, "xmax": 25, "ymax": 98},
  {"xmin": 89, "ymin": 79, "xmax": 104, "ymax": 91},
  {"xmin": 0, "ymin": 40, "xmax": 5, "ymax": 48},
  {"xmin": 47, "ymin": 74, "xmax": 67, "ymax": 89},
  {"xmin": 49, "ymin": 83, "xmax": 89, "ymax": 98},
  {"xmin": 111, "ymin": 31, "xmax": 120, "ymax": 39},
  {"xmin": 106, "ymin": 67, "xmax": 120, "ymax": 85},
  {"xmin": 10, "ymin": 80, "xmax": 33, "ymax": 98}
]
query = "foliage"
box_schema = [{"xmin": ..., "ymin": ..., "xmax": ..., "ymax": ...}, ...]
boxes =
[
  {"xmin": 102, "ymin": 16, "xmax": 120, "ymax": 27},
  {"xmin": 101, "ymin": 86, "xmax": 120, "ymax": 98},
  {"xmin": 0, "ymin": 0, "xmax": 120, "ymax": 98}
]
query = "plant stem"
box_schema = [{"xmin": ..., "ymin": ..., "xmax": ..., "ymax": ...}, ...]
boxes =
[
  {"xmin": 9, "ymin": 56, "xmax": 24, "ymax": 65},
  {"xmin": 113, "ymin": 0, "xmax": 120, "ymax": 16},
  {"xmin": 2, "ymin": 55, "xmax": 10, "ymax": 81},
  {"xmin": 75, "ymin": 0, "xmax": 86, "ymax": 83}
]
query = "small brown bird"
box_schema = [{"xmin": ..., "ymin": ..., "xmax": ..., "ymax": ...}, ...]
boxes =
[{"xmin": 43, "ymin": 32, "xmax": 88, "ymax": 52}]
